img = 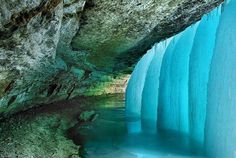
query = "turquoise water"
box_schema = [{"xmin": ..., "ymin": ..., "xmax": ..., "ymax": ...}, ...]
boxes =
[{"xmin": 74, "ymin": 97, "xmax": 205, "ymax": 158}]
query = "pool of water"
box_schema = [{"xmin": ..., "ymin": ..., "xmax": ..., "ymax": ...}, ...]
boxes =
[{"xmin": 72, "ymin": 96, "xmax": 206, "ymax": 158}]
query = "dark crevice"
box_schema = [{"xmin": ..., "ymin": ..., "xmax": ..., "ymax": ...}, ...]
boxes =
[
  {"xmin": 66, "ymin": 84, "xmax": 76, "ymax": 100},
  {"xmin": 81, "ymin": 70, "xmax": 92, "ymax": 81},
  {"xmin": 84, "ymin": 0, "xmax": 95, "ymax": 10},
  {"xmin": 7, "ymin": 95, "xmax": 17, "ymax": 107},
  {"xmin": 55, "ymin": 84, "xmax": 62, "ymax": 95},
  {"xmin": 4, "ymin": 80, "xmax": 15, "ymax": 93},
  {"xmin": 137, "ymin": 3, "xmax": 142, "ymax": 6},
  {"xmin": 47, "ymin": 84, "xmax": 58, "ymax": 97}
]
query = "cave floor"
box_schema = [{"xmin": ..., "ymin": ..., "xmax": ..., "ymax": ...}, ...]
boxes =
[{"xmin": 0, "ymin": 94, "xmax": 205, "ymax": 158}]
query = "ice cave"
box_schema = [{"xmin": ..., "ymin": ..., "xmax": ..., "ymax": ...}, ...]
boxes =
[{"xmin": 0, "ymin": 0, "xmax": 235, "ymax": 158}]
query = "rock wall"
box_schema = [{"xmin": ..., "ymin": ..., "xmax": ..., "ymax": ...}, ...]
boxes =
[
  {"xmin": 0, "ymin": 0, "xmax": 223, "ymax": 117},
  {"xmin": 0, "ymin": 0, "xmax": 64, "ymax": 116}
]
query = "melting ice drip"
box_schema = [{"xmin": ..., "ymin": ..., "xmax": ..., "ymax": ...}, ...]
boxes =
[{"xmin": 125, "ymin": 0, "xmax": 236, "ymax": 157}]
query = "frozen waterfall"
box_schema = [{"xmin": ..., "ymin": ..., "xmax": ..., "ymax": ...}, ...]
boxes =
[
  {"xmin": 141, "ymin": 40, "xmax": 172, "ymax": 121},
  {"xmin": 205, "ymin": 0, "xmax": 236, "ymax": 157},
  {"xmin": 125, "ymin": 48, "xmax": 155, "ymax": 118},
  {"xmin": 158, "ymin": 23, "xmax": 199, "ymax": 134},
  {"xmin": 189, "ymin": 7, "xmax": 221, "ymax": 144},
  {"xmin": 125, "ymin": 0, "xmax": 236, "ymax": 157}
]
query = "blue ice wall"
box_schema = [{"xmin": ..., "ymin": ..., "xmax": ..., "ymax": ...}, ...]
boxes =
[
  {"xmin": 141, "ymin": 39, "xmax": 172, "ymax": 122},
  {"xmin": 140, "ymin": 40, "xmax": 172, "ymax": 133},
  {"xmin": 158, "ymin": 24, "xmax": 198, "ymax": 133},
  {"xmin": 188, "ymin": 7, "xmax": 221, "ymax": 144},
  {"xmin": 125, "ymin": 49, "xmax": 155, "ymax": 117},
  {"xmin": 205, "ymin": 0, "xmax": 236, "ymax": 157},
  {"xmin": 125, "ymin": 1, "xmax": 236, "ymax": 157}
]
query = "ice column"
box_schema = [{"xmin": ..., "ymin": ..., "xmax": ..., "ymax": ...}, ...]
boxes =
[
  {"xmin": 141, "ymin": 40, "xmax": 172, "ymax": 133},
  {"xmin": 188, "ymin": 7, "xmax": 221, "ymax": 144},
  {"xmin": 158, "ymin": 24, "xmax": 199, "ymax": 133},
  {"xmin": 125, "ymin": 49, "xmax": 155, "ymax": 117},
  {"xmin": 141, "ymin": 39, "xmax": 172, "ymax": 122},
  {"xmin": 205, "ymin": 0, "xmax": 236, "ymax": 157}
]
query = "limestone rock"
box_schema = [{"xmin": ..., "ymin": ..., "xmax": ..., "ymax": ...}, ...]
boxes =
[
  {"xmin": 0, "ymin": 0, "xmax": 64, "ymax": 116},
  {"xmin": 72, "ymin": 0, "xmax": 223, "ymax": 71}
]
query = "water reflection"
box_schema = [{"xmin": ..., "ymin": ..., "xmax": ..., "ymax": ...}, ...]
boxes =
[{"xmin": 75, "ymin": 105, "xmax": 205, "ymax": 158}]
